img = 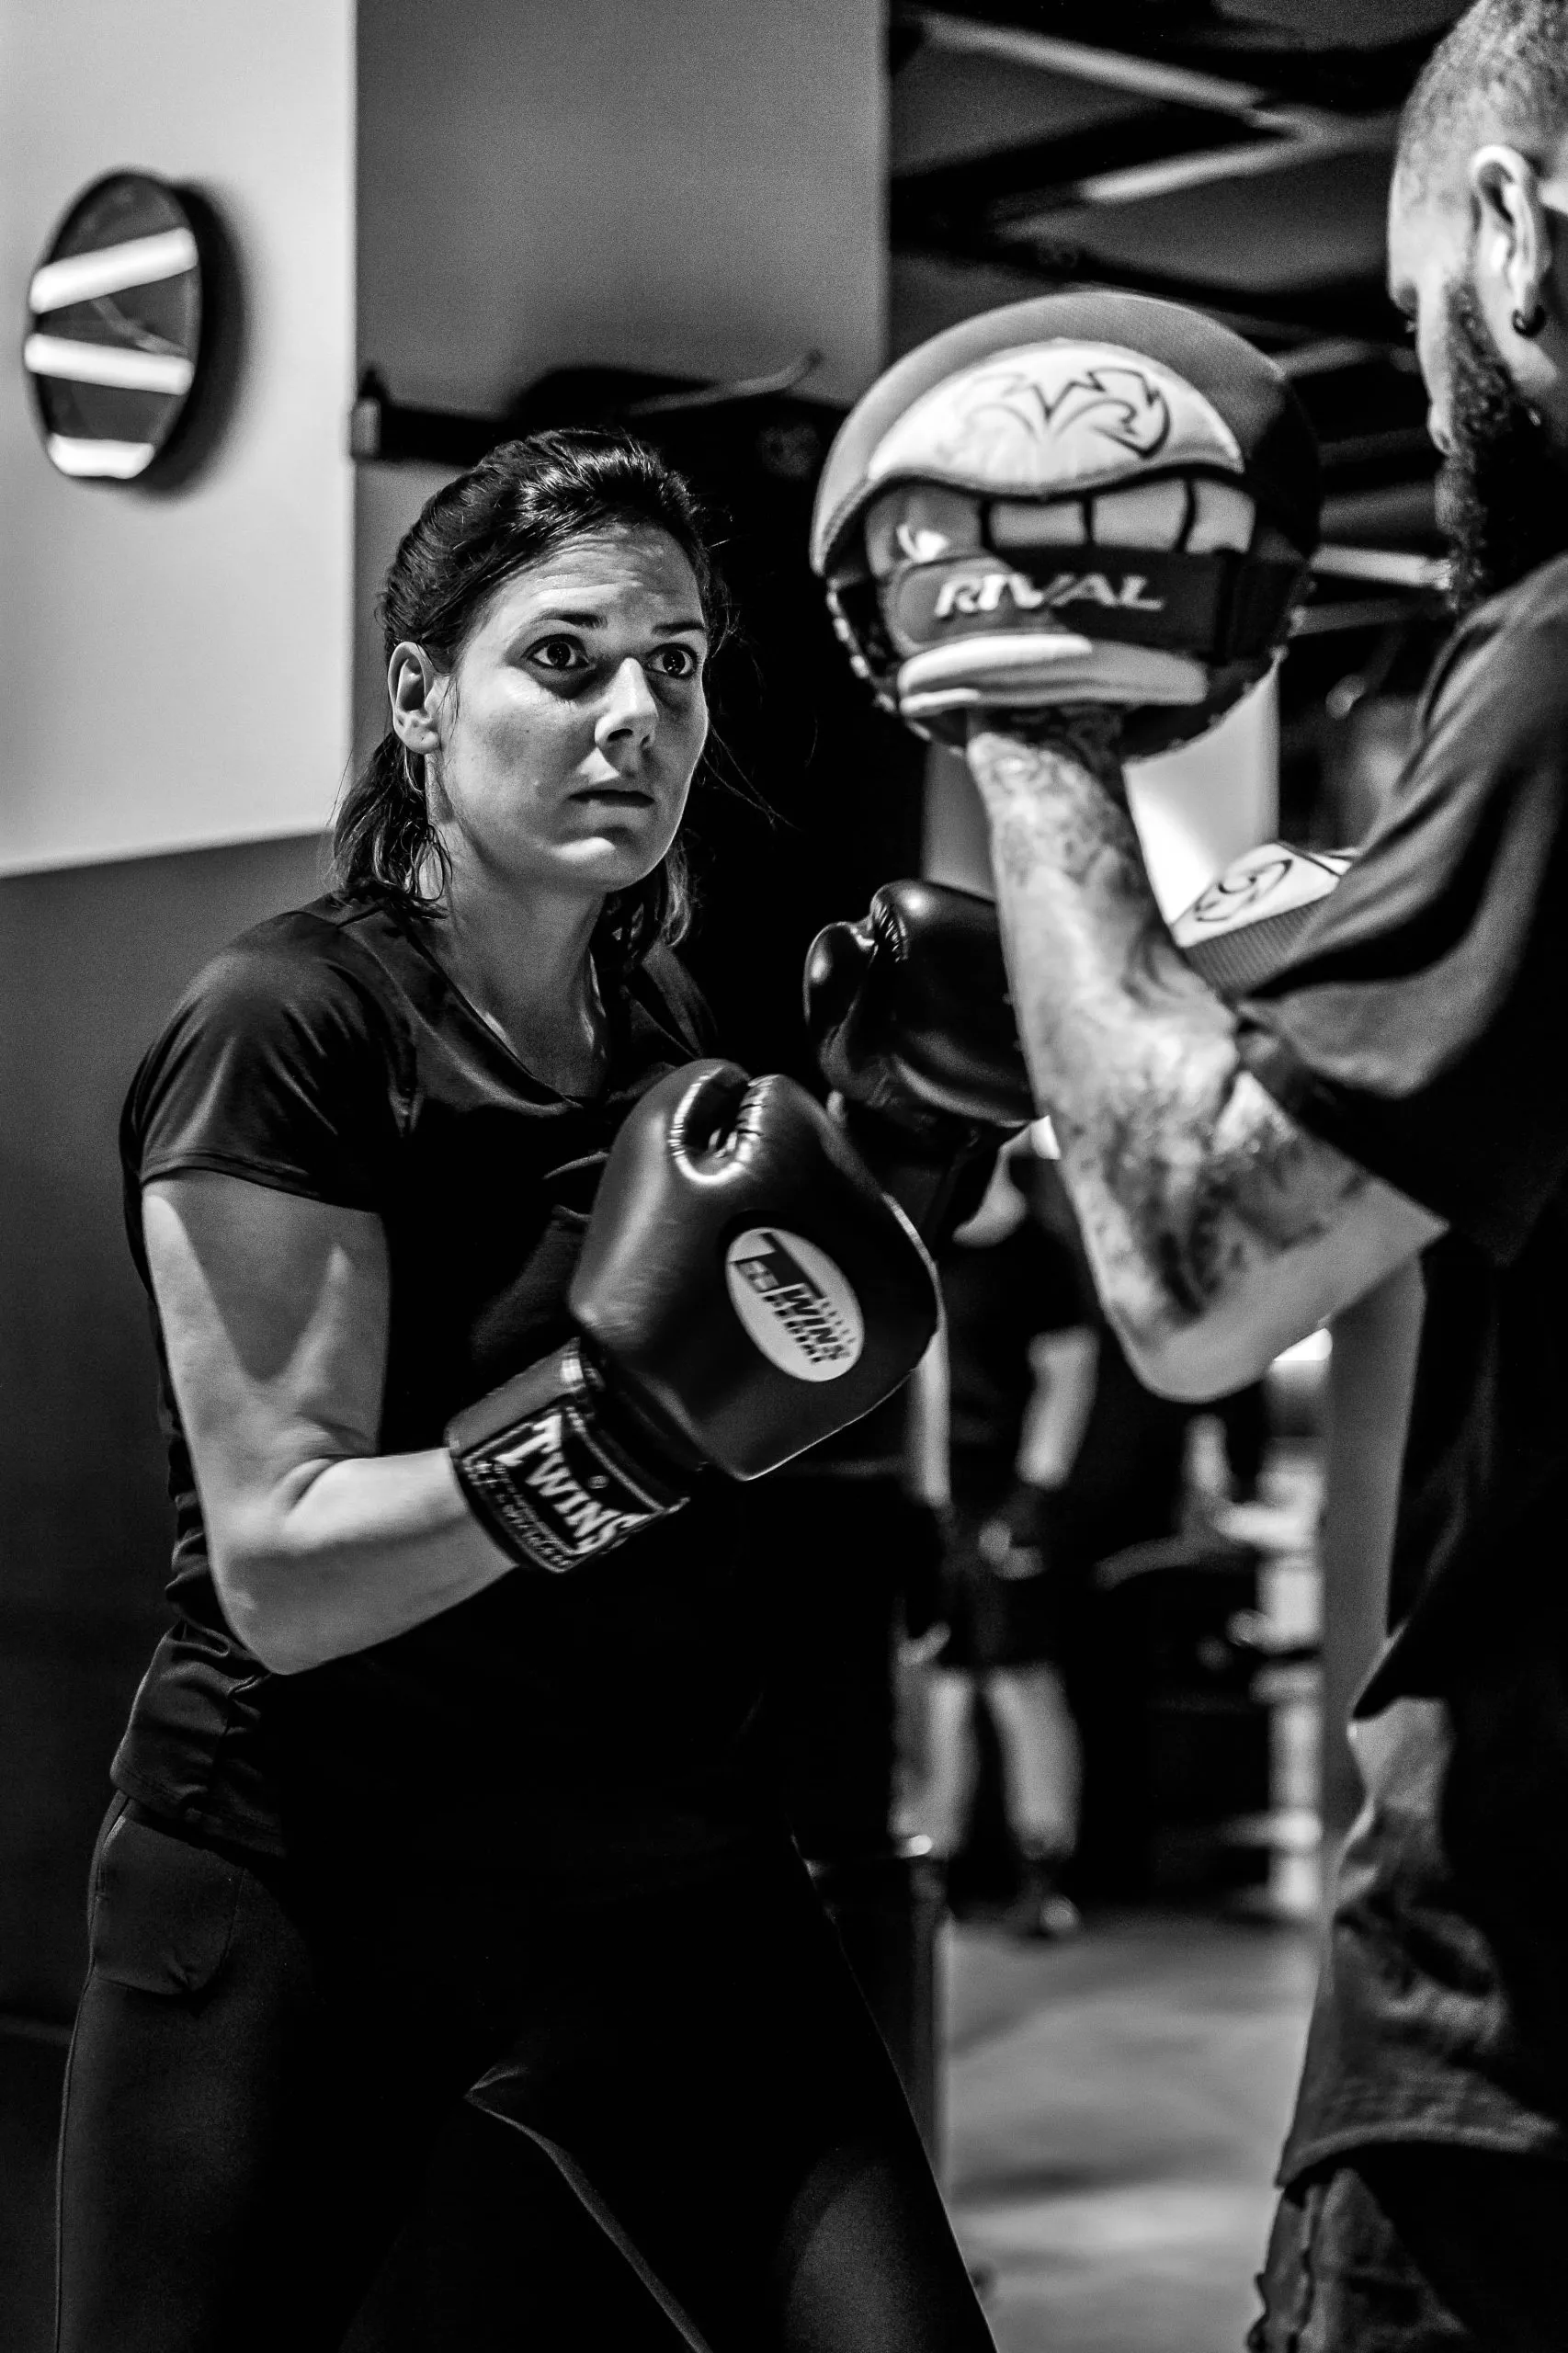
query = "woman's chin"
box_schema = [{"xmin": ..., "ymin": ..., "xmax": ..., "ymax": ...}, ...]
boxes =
[{"xmin": 546, "ymin": 826, "xmax": 672, "ymax": 896}]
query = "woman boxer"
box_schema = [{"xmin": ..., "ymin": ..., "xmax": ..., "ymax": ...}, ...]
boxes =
[{"xmin": 54, "ymin": 430, "xmax": 994, "ymax": 2353}]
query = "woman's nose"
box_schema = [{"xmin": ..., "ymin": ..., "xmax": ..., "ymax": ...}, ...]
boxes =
[{"xmin": 596, "ymin": 656, "xmax": 659, "ymax": 756}]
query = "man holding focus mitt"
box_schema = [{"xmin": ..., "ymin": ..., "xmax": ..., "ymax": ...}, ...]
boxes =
[{"xmin": 812, "ymin": 28, "xmax": 1568, "ymax": 2330}]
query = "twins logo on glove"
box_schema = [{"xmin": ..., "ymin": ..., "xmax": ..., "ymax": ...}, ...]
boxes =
[
  {"xmin": 812, "ymin": 291, "xmax": 1321, "ymax": 756},
  {"xmin": 724, "ymin": 1228, "xmax": 865, "ymax": 1381}
]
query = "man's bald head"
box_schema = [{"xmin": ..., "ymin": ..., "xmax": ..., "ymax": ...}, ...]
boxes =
[
  {"xmin": 1398, "ymin": 0, "xmax": 1568, "ymax": 203},
  {"xmin": 1389, "ymin": 0, "xmax": 1568, "ymax": 610}
]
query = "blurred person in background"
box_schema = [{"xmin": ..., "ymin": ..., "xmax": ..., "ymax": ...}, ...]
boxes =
[
  {"xmin": 900, "ymin": 1131, "xmax": 1276, "ymax": 1935},
  {"xmin": 901, "ymin": 1137, "xmax": 1099, "ymax": 1940}
]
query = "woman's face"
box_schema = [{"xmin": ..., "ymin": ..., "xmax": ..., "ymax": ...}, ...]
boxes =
[{"xmin": 401, "ymin": 522, "xmax": 710, "ymax": 902}]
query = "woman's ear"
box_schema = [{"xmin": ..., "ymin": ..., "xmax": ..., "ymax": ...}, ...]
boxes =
[{"xmin": 387, "ymin": 642, "xmax": 446, "ymax": 755}]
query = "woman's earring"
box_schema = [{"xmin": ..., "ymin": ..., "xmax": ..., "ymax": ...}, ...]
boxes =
[{"xmin": 1511, "ymin": 301, "xmax": 1548, "ymax": 338}]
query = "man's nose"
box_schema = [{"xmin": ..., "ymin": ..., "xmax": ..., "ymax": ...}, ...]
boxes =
[
  {"xmin": 596, "ymin": 657, "xmax": 658, "ymax": 756},
  {"xmin": 1427, "ymin": 400, "xmax": 1454, "ymax": 458}
]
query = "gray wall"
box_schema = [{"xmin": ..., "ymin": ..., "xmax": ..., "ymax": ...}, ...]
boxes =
[
  {"xmin": 0, "ymin": 833, "xmax": 322, "ymax": 2014},
  {"xmin": 0, "ymin": 0, "xmax": 356, "ymax": 875}
]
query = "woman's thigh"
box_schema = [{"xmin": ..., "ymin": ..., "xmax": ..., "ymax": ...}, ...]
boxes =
[
  {"xmin": 55, "ymin": 1802, "xmax": 434, "ymax": 2353},
  {"xmin": 458, "ymin": 1860, "xmax": 994, "ymax": 2352}
]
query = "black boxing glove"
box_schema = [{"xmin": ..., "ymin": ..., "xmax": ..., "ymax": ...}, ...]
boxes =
[
  {"xmin": 804, "ymin": 878, "xmax": 1034, "ymax": 1243},
  {"xmin": 447, "ymin": 1061, "xmax": 938, "ymax": 1574}
]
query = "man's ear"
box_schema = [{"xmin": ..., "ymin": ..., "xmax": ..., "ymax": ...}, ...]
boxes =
[
  {"xmin": 1470, "ymin": 144, "xmax": 1553, "ymax": 335},
  {"xmin": 387, "ymin": 642, "xmax": 446, "ymax": 755}
]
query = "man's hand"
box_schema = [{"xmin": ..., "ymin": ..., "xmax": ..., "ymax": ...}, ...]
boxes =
[{"xmin": 967, "ymin": 711, "xmax": 1442, "ymax": 1398}]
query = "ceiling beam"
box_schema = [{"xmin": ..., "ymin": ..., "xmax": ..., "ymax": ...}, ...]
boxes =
[
  {"xmin": 906, "ymin": 7, "xmax": 1277, "ymax": 118},
  {"xmin": 1067, "ymin": 114, "xmax": 1395, "ymax": 208}
]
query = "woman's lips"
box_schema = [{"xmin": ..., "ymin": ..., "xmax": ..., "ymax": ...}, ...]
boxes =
[{"xmin": 570, "ymin": 785, "xmax": 654, "ymax": 807}]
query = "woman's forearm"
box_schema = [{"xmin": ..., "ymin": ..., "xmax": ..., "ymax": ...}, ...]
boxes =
[{"xmin": 213, "ymin": 1448, "xmax": 512, "ymax": 1676}]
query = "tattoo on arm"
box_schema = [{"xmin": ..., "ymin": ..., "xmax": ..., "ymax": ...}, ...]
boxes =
[{"xmin": 970, "ymin": 714, "xmax": 1369, "ymax": 1342}]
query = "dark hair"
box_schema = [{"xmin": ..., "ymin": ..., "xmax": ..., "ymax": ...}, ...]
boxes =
[
  {"xmin": 1398, "ymin": 0, "xmax": 1568, "ymax": 196},
  {"xmin": 331, "ymin": 426, "xmax": 730, "ymax": 970}
]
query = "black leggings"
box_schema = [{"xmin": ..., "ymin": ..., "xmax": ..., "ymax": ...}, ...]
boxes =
[{"xmin": 56, "ymin": 1798, "xmax": 993, "ymax": 2352}]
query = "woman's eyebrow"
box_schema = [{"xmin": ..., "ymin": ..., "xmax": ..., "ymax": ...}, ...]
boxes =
[{"xmin": 514, "ymin": 610, "xmax": 707, "ymax": 634}]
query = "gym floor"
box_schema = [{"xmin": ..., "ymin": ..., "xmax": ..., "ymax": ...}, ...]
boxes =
[
  {"xmin": 945, "ymin": 1909, "xmax": 1316, "ymax": 2353},
  {"xmin": 1, "ymin": 1906, "xmax": 1314, "ymax": 2352}
]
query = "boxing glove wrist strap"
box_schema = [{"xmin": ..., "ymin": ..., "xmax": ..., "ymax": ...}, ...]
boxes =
[{"xmin": 447, "ymin": 1343, "xmax": 689, "ymax": 1574}]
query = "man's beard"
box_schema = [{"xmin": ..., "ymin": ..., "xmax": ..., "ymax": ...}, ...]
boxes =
[{"xmin": 1437, "ymin": 283, "xmax": 1568, "ymax": 614}]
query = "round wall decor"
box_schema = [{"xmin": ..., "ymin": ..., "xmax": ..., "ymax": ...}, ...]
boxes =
[{"xmin": 23, "ymin": 171, "xmax": 205, "ymax": 483}]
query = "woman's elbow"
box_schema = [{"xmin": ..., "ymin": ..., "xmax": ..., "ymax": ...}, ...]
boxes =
[{"xmin": 210, "ymin": 1544, "xmax": 316, "ymax": 1676}]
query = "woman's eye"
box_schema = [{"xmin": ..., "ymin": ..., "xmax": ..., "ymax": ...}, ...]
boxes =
[
  {"xmin": 652, "ymin": 644, "xmax": 699, "ymax": 679},
  {"xmin": 531, "ymin": 637, "xmax": 585, "ymax": 671}
]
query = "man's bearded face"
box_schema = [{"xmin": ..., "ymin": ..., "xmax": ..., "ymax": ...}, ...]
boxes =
[{"xmin": 1437, "ymin": 281, "xmax": 1568, "ymax": 612}]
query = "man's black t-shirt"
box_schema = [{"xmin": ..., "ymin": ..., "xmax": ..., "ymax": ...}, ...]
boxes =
[
  {"xmin": 116, "ymin": 894, "xmax": 780, "ymax": 1893},
  {"xmin": 1233, "ymin": 553, "xmax": 1568, "ymax": 2176}
]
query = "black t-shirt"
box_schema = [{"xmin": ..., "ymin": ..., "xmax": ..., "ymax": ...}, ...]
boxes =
[
  {"xmin": 940, "ymin": 1213, "xmax": 1089, "ymax": 1483},
  {"xmin": 115, "ymin": 894, "xmax": 781, "ymax": 1892},
  {"xmin": 1233, "ymin": 554, "xmax": 1568, "ymax": 2177}
]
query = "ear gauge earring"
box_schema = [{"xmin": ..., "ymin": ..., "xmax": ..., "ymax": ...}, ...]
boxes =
[{"xmin": 1512, "ymin": 301, "xmax": 1549, "ymax": 338}]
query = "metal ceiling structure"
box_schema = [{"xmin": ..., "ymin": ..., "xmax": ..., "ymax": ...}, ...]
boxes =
[{"xmin": 889, "ymin": 0, "xmax": 1466, "ymax": 579}]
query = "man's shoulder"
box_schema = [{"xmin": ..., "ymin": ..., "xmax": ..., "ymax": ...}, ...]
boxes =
[
  {"xmin": 1494, "ymin": 549, "xmax": 1568, "ymax": 628},
  {"xmin": 1418, "ymin": 553, "xmax": 1568, "ymax": 736},
  {"xmin": 1449, "ymin": 551, "xmax": 1568, "ymax": 665}
]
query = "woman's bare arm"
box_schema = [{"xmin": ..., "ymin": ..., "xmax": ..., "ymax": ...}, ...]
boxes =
[
  {"xmin": 968, "ymin": 716, "xmax": 1442, "ymax": 1400},
  {"xmin": 142, "ymin": 1172, "xmax": 513, "ymax": 1675}
]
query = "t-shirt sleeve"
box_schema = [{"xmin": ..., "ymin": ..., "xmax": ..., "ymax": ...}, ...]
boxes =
[
  {"xmin": 1233, "ymin": 568, "xmax": 1568, "ymax": 1264},
  {"xmin": 123, "ymin": 922, "xmax": 403, "ymax": 1210}
]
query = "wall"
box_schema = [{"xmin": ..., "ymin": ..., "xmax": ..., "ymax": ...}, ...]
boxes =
[
  {"xmin": 0, "ymin": 835, "xmax": 325, "ymax": 2014},
  {"xmin": 0, "ymin": 0, "xmax": 356, "ymax": 2020},
  {"xmin": 357, "ymin": 0, "xmax": 884, "ymax": 416},
  {"xmin": 0, "ymin": 0, "xmax": 357, "ymax": 874},
  {"xmin": 351, "ymin": 0, "xmax": 887, "ymax": 762}
]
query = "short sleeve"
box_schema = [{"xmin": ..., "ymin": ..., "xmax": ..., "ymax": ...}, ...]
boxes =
[
  {"xmin": 1234, "ymin": 563, "xmax": 1568, "ymax": 1264},
  {"xmin": 122, "ymin": 916, "xmax": 404, "ymax": 1211}
]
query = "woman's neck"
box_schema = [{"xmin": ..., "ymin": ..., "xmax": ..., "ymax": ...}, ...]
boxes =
[{"xmin": 434, "ymin": 867, "xmax": 608, "ymax": 1093}]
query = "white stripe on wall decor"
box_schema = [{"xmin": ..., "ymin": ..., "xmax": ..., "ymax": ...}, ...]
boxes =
[
  {"xmin": 28, "ymin": 227, "xmax": 199, "ymax": 314},
  {"xmin": 44, "ymin": 434, "xmax": 156, "ymax": 479},
  {"xmin": 23, "ymin": 335, "xmax": 194, "ymax": 394}
]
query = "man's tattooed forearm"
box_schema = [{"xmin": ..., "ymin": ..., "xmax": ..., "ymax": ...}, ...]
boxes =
[
  {"xmin": 1064, "ymin": 1064, "xmax": 1370, "ymax": 1327},
  {"xmin": 969, "ymin": 715, "xmax": 1371, "ymax": 1342}
]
